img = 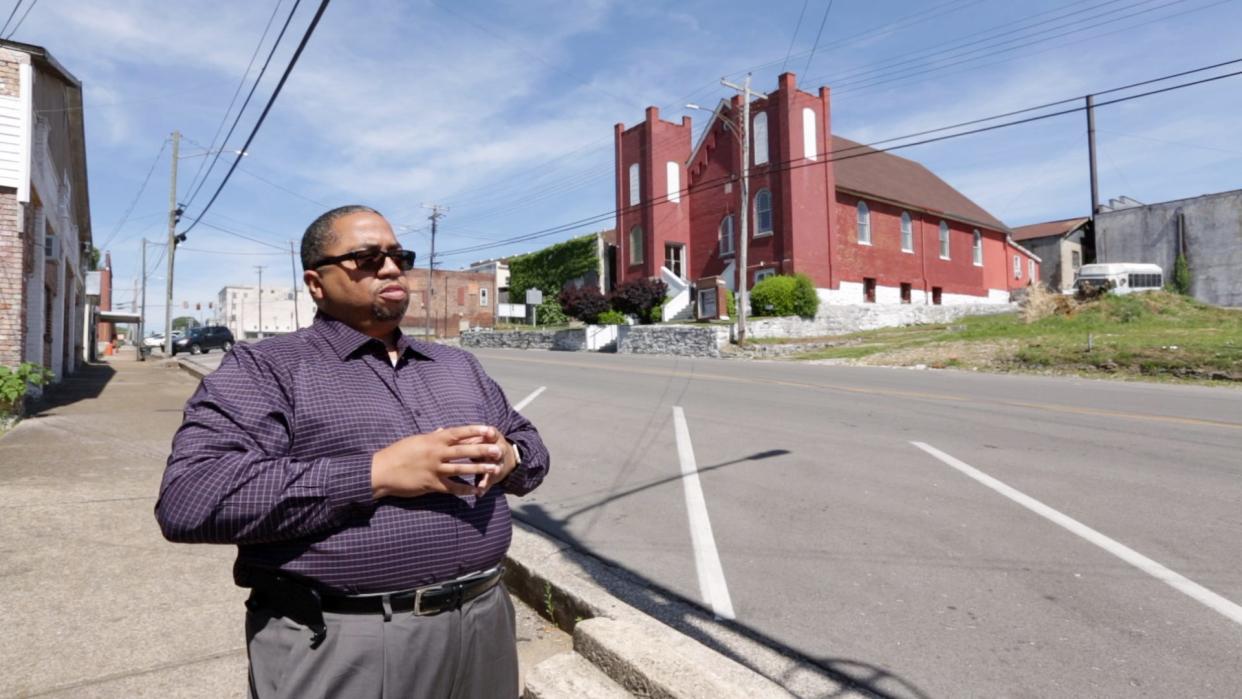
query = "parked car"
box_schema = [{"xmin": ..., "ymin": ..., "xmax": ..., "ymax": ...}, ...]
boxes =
[
  {"xmin": 142, "ymin": 331, "xmax": 182, "ymax": 349},
  {"xmin": 171, "ymin": 326, "xmax": 234, "ymax": 355}
]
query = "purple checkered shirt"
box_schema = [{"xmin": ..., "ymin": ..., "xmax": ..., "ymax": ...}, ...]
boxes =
[{"xmin": 156, "ymin": 313, "xmax": 549, "ymax": 594}]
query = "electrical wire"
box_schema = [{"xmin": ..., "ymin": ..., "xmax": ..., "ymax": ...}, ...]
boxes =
[
  {"xmin": 181, "ymin": 0, "xmax": 305, "ymax": 211},
  {"xmin": 98, "ymin": 139, "xmax": 168, "ymax": 251},
  {"xmin": 3, "ymin": 0, "xmax": 35, "ymax": 39},
  {"xmin": 779, "ymin": 0, "xmax": 809, "ymax": 75},
  {"xmin": 196, "ymin": 220, "xmax": 289, "ymax": 251},
  {"xmin": 802, "ymin": 0, "xmax": 835, "ymax": 76},
  {"xmin": 182, "ymin": 0, "xmax": 286, "ymax": 201},
  {"xmin": 180, "ymin": 0, "xmax": 331, "ymax": 237},
  {"xmin": 0, "ymin": 1, "xmax": 23, "ymax": 37}
]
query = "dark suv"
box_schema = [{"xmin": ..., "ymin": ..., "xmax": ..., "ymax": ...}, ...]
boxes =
[{"xmin": 172, "ymin": 326, "xmax": 235, "ymax": 355}]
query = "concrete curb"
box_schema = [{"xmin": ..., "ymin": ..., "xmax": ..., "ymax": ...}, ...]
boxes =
[
  {"xmin": 504, "ymin": 522, "xmax": 795, "ymax": 698},
  {"xmin": 176, "ymin": 357, "xmax": 211, "ymax": 380}
]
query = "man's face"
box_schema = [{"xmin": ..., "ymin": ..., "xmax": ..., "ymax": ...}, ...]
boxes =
[{"xmin": 305, "ymin": 212, "xmax": 411, "ymax": 336}]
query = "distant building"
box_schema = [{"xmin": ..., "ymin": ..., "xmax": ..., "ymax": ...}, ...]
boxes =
[
  {"xmin": 1011, "ymin": 217, "xmax": 1089, "ymax": 293},
  {"xmin": 0, "ymin": 40, "xmax": 92, "ymax": 383},
  {"xmin": 613, "ymin": 72, "xmax": 1038, "ymax": 308},
  {"xmin": 465, "ymin": 258, "xmax": 510, "ymax": 303},
  {"xmin": 217, "ymin": 285, "xmax": 316, "ymax": 340},
  {"xmin": 1096, "ymin": 188, "xmax": 1242, "ymax": 307},
  {"xmin": 402, "ymin": 268, "xmax": 494, "ymax": 337}
]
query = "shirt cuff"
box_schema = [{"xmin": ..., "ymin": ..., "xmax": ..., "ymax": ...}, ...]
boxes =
[{"xmin": 325, "ymin": 453, "xmax": 378, "ymax": 513}]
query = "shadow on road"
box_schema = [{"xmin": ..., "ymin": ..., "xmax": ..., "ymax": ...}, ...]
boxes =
[{"xmin": 514, "ymin": 447, "xmax": 933, "ymax": 699}]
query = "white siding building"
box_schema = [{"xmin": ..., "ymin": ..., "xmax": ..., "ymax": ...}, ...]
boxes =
[{"xmin": 217, "ymin": 285, "xmax": 317, "ymax": 340}]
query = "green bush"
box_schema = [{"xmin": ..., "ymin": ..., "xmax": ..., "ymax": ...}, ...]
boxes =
[
  {"xmin": 596, "ymin": 309, "xmax": 628, "ymax": 325},
  {"xmin": 1172, "ymin": 252, "xmax": 1191, "ymax": 295},
  {"xmin": 725, "ymin": 289, "xmax": 736, "ymax": 318},
  {"xmin": 0, "ymin": 362, "xmax": 53, "ymax": 416},
  {"xmin": 749, "ymin": 274, "xmax": 819, "ymax": 318},
  {"xmin": 508, "ymin": 234, "xmax": 601, "ymax": 303},
  {"xmin": 610, "ymin": 278, "xmax": 668, "ymax": 325},
  {"xmin": 536, "ymin": 298, "xmax": 568, "ymax": 326}
]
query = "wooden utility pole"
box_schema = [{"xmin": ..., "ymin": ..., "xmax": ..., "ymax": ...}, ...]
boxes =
[
  {"xmin": 720, "ymin": 74, "xmax": 754, "ymax": 343},
  {"xmin": 288, "ymin": 241, "xmax": 300, "ymax": 329},
  {"xmin": 162, "ymin": 131, "xmax": 180, "ymax": 355},
  {"xmin": 254, "ymin": 265, "xmax": 266, "ymax": 339},
  {"xmin": 1086, "ymin": 94, "xmax": 1099, "ymax": 217},
  {"xmin": 423, "ymin": 204, "xmax": 448, "ymax": 338}
]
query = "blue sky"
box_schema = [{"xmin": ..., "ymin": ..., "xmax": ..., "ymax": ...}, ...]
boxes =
[{"xmin": 12, "ymin": 0, "xmax": 1242, "ymax": 331}]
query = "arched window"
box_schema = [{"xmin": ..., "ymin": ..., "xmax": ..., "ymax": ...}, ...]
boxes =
[
  {"xmin": 900, "ymin": 211, "xmax": 913, "ymax": 252},
  {"xmin": 856, "ymin": 200, "xmax": 871, "ymax": 245},
  {"xmin": 719, "ymin": 214, "xmax": 735, "ymax": 256},
  {"xmin": 629, "ymin": 225, "xmax": 644, "ymax": 265},
  {"xmin": 802, "ymin": 107, "xmax": 817, "ymax": 160},
  {"xmin": 939, "ymin": 221, "xmax": 951, "ymax": 259},
  {"xmin": 754, "ymin": 189, "xmax": 773, "ymax": 236},
  {"xmin": 972, "ymin": 229, "xmax": 983, "ymax": 266},
  {"xmin": 666, "ymin": 161, "xmax": 681, "ymax": 203},
  {"xmin": 753, "ymin": 112, "xmax": 769, "ymax": 165},
  {"xmin": 628, "ymin": 163, "xmax": 640, "ymax": 206}
]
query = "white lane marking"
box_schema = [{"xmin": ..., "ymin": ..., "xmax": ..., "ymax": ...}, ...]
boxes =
[
  {"xmin": 513, "ymin": 386, "xmax": 546, "ymax": 412},
  {"xmin": 912, "ymin": 441, "xmax": 1242, "ymax": 626},
  {"xmin": 673, "ymin": 406, "xmax": 736, "ymax": 620}
]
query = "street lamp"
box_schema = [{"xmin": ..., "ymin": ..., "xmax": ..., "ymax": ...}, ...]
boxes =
[{"xmin": 687, "ymin": 75, "xmax": 754, "ymax": 343}]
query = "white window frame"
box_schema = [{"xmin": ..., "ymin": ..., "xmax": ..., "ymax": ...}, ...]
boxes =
[
  {"xmin": 753, "ymin": 112, "xmax": 769, "ymax": 165},
  {"xmin": 938, "ymin": 221, "xmax": 951, "ymax": 260},
  {"xmin": 719, "ymin": 214, "xmax": 735, "ymax": 257},
  {"xmin": 629, "ymin": 225, "xmax": 644, "ymax": 265},
  {"xmin": 754, "ymin": 189, "xmax": 773, "ymax": 237},
  {"xmin": 900, "ymin": 211, "xmax": 913, "ymax": 253},
  {"xmin": 972, "ymin": 229, "xmax": 983, "ymax": 266},
  {"xmin": 802, "ymin": 107, "xmax": 817, "ymax": 160},
  {"xmin": 628, "ymin": 163, "xmax": 640, "ymax": 207},
  {"xmin": 754, "ymin": 268, "xmax": 776, "ymax": 283},
  {"xmin": 666, "ymin": 161, "xmax": 680, "ymax": 203},
  {"xmin": 856, "ymin": 200, "xmax": 871, "ymax": 245},
  {"xmin": 1029, "ymin": 258, "xmax": 1036, "ymax": 281},
  {"xmin": 479, "ymin": 287, "xmax": 489, "ymax": 307},
  {"xmin": 1013, "ymin": 254, "xmax": 1021, "ymax": 279}
]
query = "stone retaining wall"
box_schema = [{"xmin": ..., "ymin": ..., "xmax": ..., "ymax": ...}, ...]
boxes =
[
  {"xmin": 460, "ymin": 330, "xmax": 557, "ymax": 351},
  {"xmin": 747, "ymin": 303, "xmax": 1017, "ymax": 340},
  {"xmin": 617, "ymin": 325, "xmax": 729, "ymax": 358}
]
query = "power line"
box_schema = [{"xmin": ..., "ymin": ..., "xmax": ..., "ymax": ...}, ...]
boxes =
[
  {"xmin": 0, "ymin": 2, "xmax": 23, "ymax": 37},
  {"xmin": 196, "ymin": 219, "xmax": 289, "ymax": 251},
  {"xmin": 3, "ymin": 0, "xmax": 36, "ymax": 39},
  {"xmin": 802, "ymin": 0, "xmax": 835, "ymax": 76},
  {"xmin": 99, "ymin": 139, "xmax": 168, "ymax": 251},
  {"xmin": 182, "ymin": 0, "xmax": 287, "ymax": 201},
  {"xmin": 434, "ymin": 61, "xmax": 1242, "ymax": 259},
  {"xmin": 180, "ymin": 0, "xmax": 331, "ymax": 238},
  {"xmin": 779, "ymin": 0, "xmax": 809, "ymax": 74}
]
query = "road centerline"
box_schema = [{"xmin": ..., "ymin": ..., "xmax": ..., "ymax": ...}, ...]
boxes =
[
  {"xmin": 673, "ymin": 406, "xmax": 736, "ymax": 621},
  {"xmin": 513, "ymin": 386, "xmax": 546, "ymax": 412},
  {"xmin": 912, "ymin": 441, "xmax": 1242, "ymax": 627}
]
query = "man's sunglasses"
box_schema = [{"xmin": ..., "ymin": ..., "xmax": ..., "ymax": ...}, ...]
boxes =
[{"xmin": 310, "ymin": 248, "xmax": 416, "ymax": 273}]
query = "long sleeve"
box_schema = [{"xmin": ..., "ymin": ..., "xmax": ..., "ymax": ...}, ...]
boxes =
[
  {"xmin": 469, "ymin": 355, "xmax": 549, "ymax": 497},
  {"xmin": 155, "ymin": 344, "xmax": 375, "ymax": 545}
]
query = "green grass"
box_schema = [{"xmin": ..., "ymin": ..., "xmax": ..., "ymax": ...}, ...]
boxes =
[{"xmin": 795, "ymin": 292, "xmax": 1242, "ymax": 382}]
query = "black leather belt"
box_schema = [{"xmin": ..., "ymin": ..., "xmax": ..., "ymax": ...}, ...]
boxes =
[{"xmin": 321, "ymin": 567, "xmax": 504, "ymax": 616}]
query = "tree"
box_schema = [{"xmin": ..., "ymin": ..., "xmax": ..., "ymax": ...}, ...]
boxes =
[
  {"xmin": 171, "ymin": 316, "xmax": 199, "ymax": 332},
  {"xmin": 609, "ymin": 278, "xmax": 668, "ymax": 324},
  {"xmin": 1172, "ymin": 252, "xmax": 1191, "ymax": 295}
]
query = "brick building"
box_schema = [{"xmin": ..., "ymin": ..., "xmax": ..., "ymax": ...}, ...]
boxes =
[
  {"xmin": 401, "ymin": 268, "xmax": 495, "ymax": 338},
  {"xmin": 613, "ymin": 73, "xmax": 1038, "ymax": 308},
  {"xmin": 0, "ymin": 40, "xmax": 91, "ymax": 382}
]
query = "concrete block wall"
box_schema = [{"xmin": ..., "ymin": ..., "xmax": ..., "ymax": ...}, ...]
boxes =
[{"xmin": 747, "ymin": 302, "xmax": 1017, "ymax": 339}]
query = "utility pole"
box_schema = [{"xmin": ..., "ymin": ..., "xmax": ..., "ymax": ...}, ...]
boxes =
[
  {"xmin": 288, "ymin": 241, "xmax": 301, "ymax": 329},
  {"xmin": 138, "ymin": 238, "xmax": 147, "ymax": 361},
  {"xmin": 720, "ymin": 74, "xmax": 753, "ymax": 344},
  {"xmin": 1086, "ymin": 94, "xmax": 1099, "ymax": 218},
  {"xmin": 423, "ymin": 204, "xmax": 448, "ymax": 338},
  {"xmin": 255, "ymin": 265, "xmax": 266, "ymax": 339},
  {"xmin": 163, "ymin": 130, "xmax": 180, "ymax": 356}
]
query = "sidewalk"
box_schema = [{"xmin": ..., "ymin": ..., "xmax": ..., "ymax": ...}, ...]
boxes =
[{"xmin": 0, "ymin": 358, "xmax": 569, "ymax": 697}]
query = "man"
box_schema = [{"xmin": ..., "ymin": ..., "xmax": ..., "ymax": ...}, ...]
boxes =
[{"xmin": 156, "ymin": 205, "xmax": 549, "ymax": 698}]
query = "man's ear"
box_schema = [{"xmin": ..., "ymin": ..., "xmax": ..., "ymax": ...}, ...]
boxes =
[{"xmin": 304, "ymin": 269, "xmax": 325, "ymax": 301}]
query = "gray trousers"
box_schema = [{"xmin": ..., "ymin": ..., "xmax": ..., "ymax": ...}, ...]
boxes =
[{"xmin": 245, "ymin": 583, "xmax": 518, "ymax": 699}]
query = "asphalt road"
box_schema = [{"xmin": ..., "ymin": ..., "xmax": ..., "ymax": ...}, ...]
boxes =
[
  {"xmin": 468, "ymin": 349, "xmax": 1242, "ymax": 699},
  {"xmin": 182, "ymin": 346, "xmax": 1242, "ymax": 697}
]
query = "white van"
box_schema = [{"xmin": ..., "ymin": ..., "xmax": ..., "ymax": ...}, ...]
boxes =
[{"xmin": 1074, "ymin": 263, "xmax": 1164, "ymax": 295}]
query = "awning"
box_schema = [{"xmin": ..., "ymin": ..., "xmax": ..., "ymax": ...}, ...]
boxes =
[{"xmin": 97, "ymin": 310, "xmax": 142, "ymax": 324}]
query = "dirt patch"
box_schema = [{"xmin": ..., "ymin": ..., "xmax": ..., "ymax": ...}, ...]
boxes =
[{"xmin": 857, "ymin": 339, "xmax": 1019, "ymax": 369}]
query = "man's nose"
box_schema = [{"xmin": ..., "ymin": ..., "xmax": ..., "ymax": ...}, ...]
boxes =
[{"xmin": 377, "ymin": 254, "xmax": 403, "ymax": 277}]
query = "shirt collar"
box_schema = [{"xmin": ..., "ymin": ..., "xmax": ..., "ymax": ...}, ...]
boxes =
[{"xmin": 312, "ymin": 312, "xmax": 433, "ymax": 362}]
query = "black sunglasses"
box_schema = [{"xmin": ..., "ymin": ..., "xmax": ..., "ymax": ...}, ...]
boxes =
[{"xmin": 310, "ymin": 248, "xmax": 416, "ymax": 273}]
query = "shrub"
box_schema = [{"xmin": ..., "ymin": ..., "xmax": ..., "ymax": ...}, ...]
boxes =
[
  {"xmin": 1172, "ymin": 252, "xmax": 1191, "ymax": 295},
  {"xmin": 0, "ymin": 362, "xmax": 53, "ymax": 416},
  {"xmin": 596, "ymin": 309, "xmax": 628, "ymax": 325},
  {"xmin": 749, "ymin": 274, "xmax": 819, "ymax": 318},
  {"xmin": 557, "ymin": 286, "xmax": 610, "ymax": 324},
  {"xmin": 725, "ymin": 289, "xmax": 736, "ymax": 319},
  {"xmin": 610, "ymin": 278, "xmax": 668, "ymax": 325},
  {"xmin": 536, "ymin": 298, "xmax": 568, "ymax": 326}
]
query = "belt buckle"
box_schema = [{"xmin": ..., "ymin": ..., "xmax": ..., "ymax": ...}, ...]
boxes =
[{"xmin": 412, "ymin": 584, "xmax": 443, "ymax": 616}]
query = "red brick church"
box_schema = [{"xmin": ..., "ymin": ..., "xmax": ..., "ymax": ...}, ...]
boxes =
[{"xmin": 613, "ymin": 73, "xmax": 1038, "ymax": 307}]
